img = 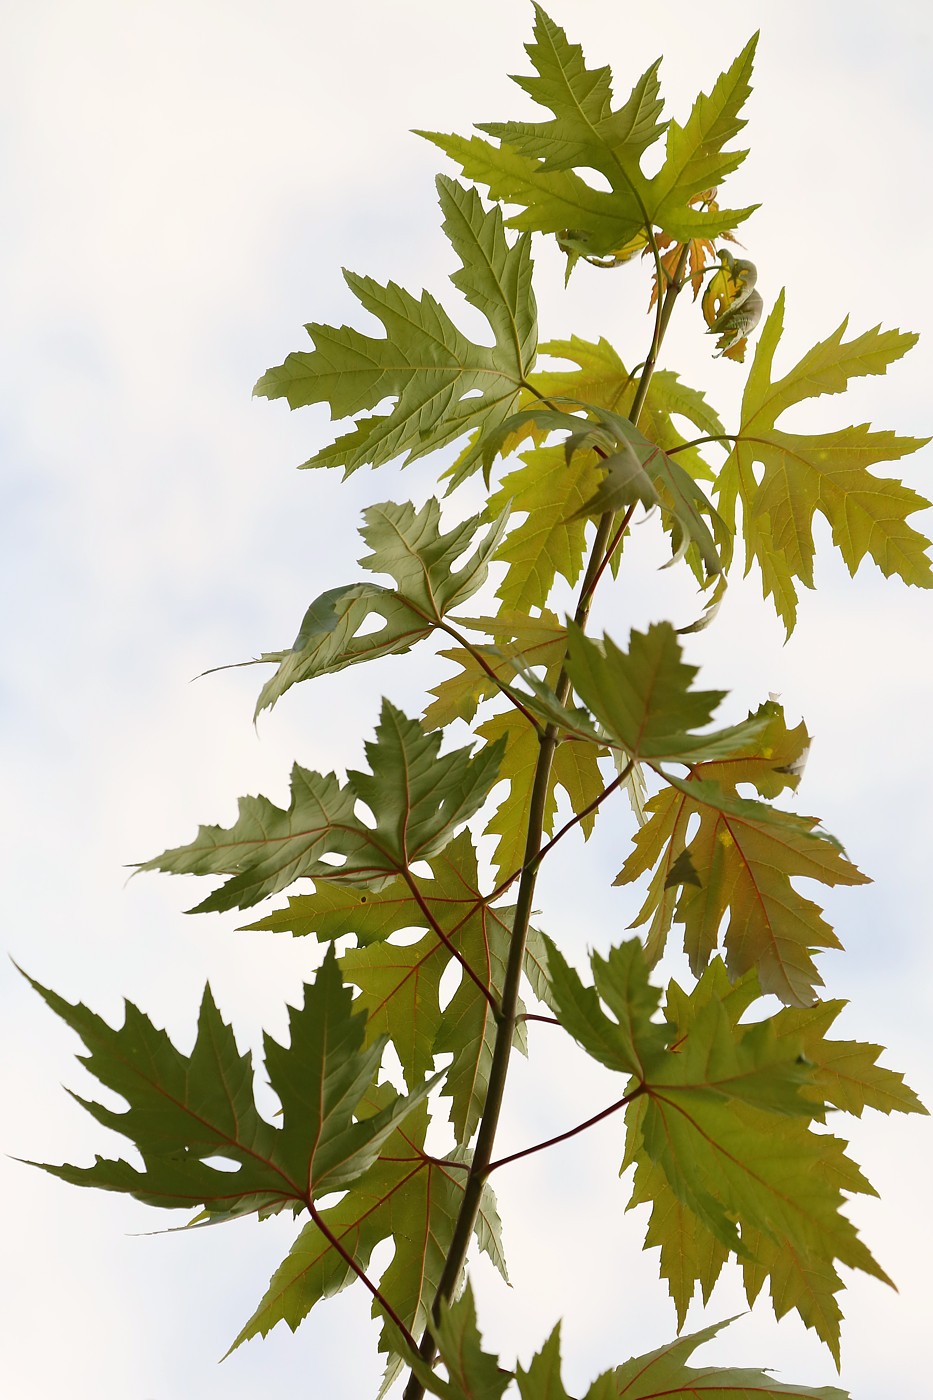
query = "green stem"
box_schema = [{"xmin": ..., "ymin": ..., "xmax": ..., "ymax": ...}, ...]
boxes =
[{"xmin": 401, "ymin": 243, "xmax": 690, "ymax": 1400}]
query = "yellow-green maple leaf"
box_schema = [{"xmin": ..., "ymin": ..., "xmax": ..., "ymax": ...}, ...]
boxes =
[
  {"xmin": 420, "ymin": 9, "xmax": 757, "ymax": 257},
  {"xmin": 424, "ymin": 612, "xmax": 568, "ymax": 729},
  {"xmin": 623, "ymin": 960, "xmax": 924, "ymax": 1350},
  {"xmin": 477, "ymin": 707, "xmax": 606, "ymax": 885},
  {"xmin": 486, "ymin": 337, "xmax": 726, "ymax": 608},
  {"xmin": 615, "ymin": 703, "xmax": 867, "ymax": 1006},
  {"xmin": 716, "ymin": 290, "xmax": 932, "ymax": 631}
]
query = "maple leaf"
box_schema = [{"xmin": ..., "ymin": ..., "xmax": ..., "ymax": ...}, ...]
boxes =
[
  {"xmin": 255, "ymin": 177, "xmax": 536, "ymax": 476},
  {"xmin": 245, "ymin": 498, "xmax": 509, "ymax": 717},
  {"xmin": 139, "ymin": 701, "xmax": 505, "ymax": 912},
  {"xmin": 608, "ymin": 1318, "xmax": 850, "ymax": 1399},
  {"xmin": 476, "ymin": 704, "xmax": 605, "ymax": 885},
  {"xmin": 338, "ymin": 833, "xmax": 531, "ymax": 1143},
  {"xmin": 627, "ymin": 960, "xmax": 923, "ymax": 1354},
  {"xmin": 445, "ymin": 335, "xmax": 726, "ymax": 603},
  {"xmin": 486, "ymin": 441, "xmax": 604, "ymax": 610},
  {"xmin": 764, "ymin": 998, "xmax": 927, "ymax": 1119},
  {"xmin": 245, "ymin": 831, "xmax": 546, "ymax": 1144},
  {"xmin": 548, "ymin": 943, "xmax": 899, "ymax": 1360},
  {"xmin": 516, "ymin": 1317, "xmax": 850, "ymax": 1399},
  {"xmin": 484, "ymin": 398, "xmax": 726, "ymax": 596},
  {"xmin": 395, "ymin": 1282, "xmax": 511, "ymax": 1400},
  {"xmin": 420, "ymin": 8, "xmax": 757, "ymax": 259},
  {"xmin": 715, "ymin": 290, "xmax": 932, "ymax": 631},
  {"xmin": 231, "ymin": 1087, "xmax": 506, "ymax": 1396},
  {"xmin": 424, "ymin": 611, "xmax": 568, "ymax": 730},
  {"xmin": 565, "ymin": 621, "xmax": 769, "ymax": 763},
  {"xmin": 24, "ymin": 949, "xmax": 438, "ymax": 1216},
  {"xmin": 615, "ymin": 700, "xmax": 868, "ymax": 1006}
]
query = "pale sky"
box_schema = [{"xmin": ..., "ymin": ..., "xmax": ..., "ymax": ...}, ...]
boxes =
[{"xmin": 2, "ymin": 3, "xmax": 931, "ymax": 1396}]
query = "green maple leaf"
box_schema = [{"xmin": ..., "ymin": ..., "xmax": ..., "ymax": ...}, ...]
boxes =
[
  {"xmin": 517, "ymin": 1317, "xmax": 850, "ymax": 1399},
  {"xmin": 478, "ymin": 337, "xmax": 727, "ymax": 607},
  {"xmin": 245, "ymin": 499, "xmax": 509, "ymax": 717},
  {"xmin": 255, "ymin": 177, "xmax": 536, "ymax": 476},
  {"xmin": 544, "ymin": 936, "xmax": 670, "ymax": 1077},
  {"xmin": 398, "ymin": 1283, "xmax": 511, "ymax": 1400},
  {"xmin": 628, "ymin": 961, "xmax": 922, "ymax": 1356},
  {"xmin": 476, "ymin": 704, "xmax": 605, "ymax": 885},
  {"xmin": 139, "ymin": 701, "xmax": 505, "ymax": 913},
  {"xmin": 231, "ymin": 1088, "xmax": 506, "ymax": 1397},
  {"xmin": 565, "ymin": 621, "xmax": 768, "ymax": 763},
  {"xmin": 615, "ymin": 703, "xmax": 867, "ymax": 1005},
  {"xmin": 548, "ymin": 944, "xmax": 894, "ymax": 1361},
  {"xmin": 424, "ymin": 611, "xmax": 567, "ymax": 729},
  {"xmin": 24, "ymin": 949, "xmax": 437, "ymax": 1215},
  {"xmin": 245, "ymin": 832, "xmax": 547, "ymax": 1144},
  {"xmin": 716, "ymin": 290, "xmax": 932, "ymax": 632},
  {"xmin": 608, "ymin": 1318, "xmax": 850, "ymax": 1399},
  {"xmin": 421, "ymin": 8, "xmax": 757, "ymax": 258}
]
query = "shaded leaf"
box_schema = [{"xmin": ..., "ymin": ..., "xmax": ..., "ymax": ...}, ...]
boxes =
[
  {"xmin": 429, "ymin": 1283, "xmax": 512, "ymax": 1400},
  {"xmin": 139, "ymin": 702, "xmax": 505, "ymax": 913},
  {"xmin": 566, "ymin": 621, "xmax": 768, "ymax": 762},
  {"xmin": 231, "ymin": 1087, "xmax": 505, "ymax": 1396},
  {"xmin": 24, "ymin": 950, "xmax": 436, "ymax": 1213},
  {"xmin": 248, "ymin": 496, "xmax": 509, "ymax": 717},
  {"xmin": 545, "ymin": 936, "xmax": 670, "ymax": 1076}
]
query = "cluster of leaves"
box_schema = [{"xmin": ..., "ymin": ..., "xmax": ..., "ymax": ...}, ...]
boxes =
[{"xmin": 28, "ymin": 6, "xmax": 928, "ymax": 1399}]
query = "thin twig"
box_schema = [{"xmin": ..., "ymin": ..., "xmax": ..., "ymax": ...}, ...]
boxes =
[
  {"xmin": 487, "ymin": 1086, "xmax": 644, "ymax": 1174},
  {"xmin": 307, "ymin": 1198, "xmax": 419, "ymax": 1355},
  {"xmin": 401, "ymin": 870, "xmax": 499, "ymax": 1013},
  {"xmin": 432, "ymin": 616, "xmax": 542, "ymax": 731}
]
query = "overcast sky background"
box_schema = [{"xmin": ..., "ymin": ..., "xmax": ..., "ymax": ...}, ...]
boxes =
[{"xmin": 2, "ymin": 2, "xmax": 931, "ymax": 1396}]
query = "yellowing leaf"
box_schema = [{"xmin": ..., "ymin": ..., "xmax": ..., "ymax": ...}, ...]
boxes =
[
  {"xmin": 423, "ymin": 611, "xmax": 567, "ymax": 730},
  {"xmin": 716, "ymin": 290, "xmax": 932, "ymax": 631},
  {"xmin": 477, "ymin": 707, "xmax": 605, "ymax": 885},
  {"xmin": 488, "ymin": 443, "xmax": 603, "ymax": 610},
  {"xmin": 616, "ymin": 758, "xmax": 868, "ymax": 1006}
]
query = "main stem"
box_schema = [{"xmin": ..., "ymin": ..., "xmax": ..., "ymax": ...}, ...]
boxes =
[{"xmin": 401, "ymin": 248, "xmax": 689, "ymax": 1399}]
